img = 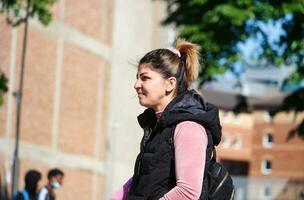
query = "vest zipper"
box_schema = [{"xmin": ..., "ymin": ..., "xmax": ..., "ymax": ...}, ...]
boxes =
[{"xmin": 137, "ymin": 128, "xmax": 152, "ymax": 176}]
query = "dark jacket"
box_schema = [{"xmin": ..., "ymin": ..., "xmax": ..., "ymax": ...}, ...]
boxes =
[{"xmin": 128, "ymin": 90, "xmax": 222, "ymax": 200}]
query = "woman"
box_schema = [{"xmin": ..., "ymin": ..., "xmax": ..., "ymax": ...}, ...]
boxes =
[
  {"xmin": 14, "ymin": 169, "xmax": 42, "ymax": 200},
  {"xmin": 110, "ymin": 39, "xmax": 222, "ymax": 199}
]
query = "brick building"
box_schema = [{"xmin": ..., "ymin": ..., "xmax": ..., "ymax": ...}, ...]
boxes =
[
  {"xmin": 216, "ymin": 110, "xmax": 304, "ymax": 200},
  {"xmin": 201, "ymin": 60, "xmax": 304, "ymax": 199},
  {"xmin": 0, "ymin": 0, "xmax": 170, "ymax": 199}
]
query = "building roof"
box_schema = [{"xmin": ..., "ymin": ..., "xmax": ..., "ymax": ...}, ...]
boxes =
[{"xmin": 201, "ymin": 65, "xmax": 295, "ymax": 110}]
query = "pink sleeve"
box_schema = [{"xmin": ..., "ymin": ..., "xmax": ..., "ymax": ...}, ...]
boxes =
[
  {"xmin": 160, "ymin": 121, "xmax": 208, "ymax": 200},
  {"xmin": 109, "ymin": 178, "xmax": 132, "ymax": 200}
]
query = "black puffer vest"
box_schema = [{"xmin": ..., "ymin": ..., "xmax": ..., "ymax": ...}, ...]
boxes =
[{"xmin": 127, "ymin": 90, "xmax": 222, "ymax": 200}]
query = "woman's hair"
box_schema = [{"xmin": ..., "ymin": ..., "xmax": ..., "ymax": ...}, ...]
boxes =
[
  {"xmin": 139, "ymin": 38, "xmax": 200, "ymax": 94},
  {"xmin": 24, "ymin": 170, "xmax": 41, "ymax": 197}
]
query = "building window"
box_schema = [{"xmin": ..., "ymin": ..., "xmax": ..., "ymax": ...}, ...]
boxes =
[
  {"xmin": 260, "ymin": 186, "xmax": 272, "ymax": 199},
  {"xmin": 261, "ymin": 159, "xmax": 272, "ymax": 175},
  {"xmin": 263, "ymin": 133, "xmax": 273, "ymax": 148},
  {"xmin": 221, "ymin": 136, "xmax": 230, "ymax": 148},
  {"xmin": 232, "ymin": 136, "xmax": 242, "ymax": 149}
]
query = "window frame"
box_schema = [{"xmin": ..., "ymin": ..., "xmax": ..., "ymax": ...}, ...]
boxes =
[
  {"xmin": 263, "ymin": 132, "xmax": 273, "ymax": 148},
  {"xmin": 261, "ymin": 159, "xmax": 272, "ymax": 175}
]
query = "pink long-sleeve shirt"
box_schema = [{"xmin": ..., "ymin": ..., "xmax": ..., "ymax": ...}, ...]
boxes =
[{"xmin": 109, "ymin": 121, "xmax": 208, "ymax": 200}]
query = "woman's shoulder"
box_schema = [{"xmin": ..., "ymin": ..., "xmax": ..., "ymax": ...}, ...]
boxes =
[
  {"xmin": 173, "ymin": 121, "xmax": 208, "ymax": 150},
  {"xmin": 176, "ymin": 121, "xmax": 205, "ymax": 130},
  {"xmin": 175, "ymin": 121, "xmax": 207, "ymax": 139}
]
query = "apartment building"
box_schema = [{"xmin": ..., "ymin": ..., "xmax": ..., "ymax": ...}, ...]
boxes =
[{"xmin": 217, "ymin": 111, "xmax": 304, "ymax": 200}]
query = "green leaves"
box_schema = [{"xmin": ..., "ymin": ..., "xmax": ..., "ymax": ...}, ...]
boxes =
[
  {"xmin": 161, "ymin": 0, "xmax": 304, "ymax": 139},
  {"xmin": 161, "ymin": 0, "xmax": 303, "ymax": 85},
  {"xmin": 32, "ymin": 0, "xmax": 56, "ymax": 25},
  {"xmin": 0, "ymin": 0, "xmax": 57, "ymax": 26},
  {"xmin": 191, "ymin": 0, "xmax": 208, "ymax": 6},
  {"xmin": 36, "ymin": 7, "xmax": 52, "ymax": 25},
  {"xmin": 282, "ymin": 1, "xmax": 304, "ymax": 14},
  {"xmin": 212, "ymin": 4, "xmax": 254, "ymax": 26},
  {"xmin": 0, "ymin": 72, "xmax": 8, "ymax": 106}
]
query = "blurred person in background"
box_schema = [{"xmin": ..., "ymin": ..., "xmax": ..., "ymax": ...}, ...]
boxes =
[
  {"xmin": 13, "ymin": 169, "xmax": 42, "ymax": 200},
  {"xmin": 38, "ymin": 168, "xmax": 64, "ymax": 200},
  {"xmin": 110, "ymin": 39, "xmax": 223, "ymax": 199}
]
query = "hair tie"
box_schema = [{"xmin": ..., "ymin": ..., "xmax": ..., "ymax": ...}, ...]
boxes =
[{"xmin": 167, "ymin": 48, "xmax": 181, "ymax": 57}]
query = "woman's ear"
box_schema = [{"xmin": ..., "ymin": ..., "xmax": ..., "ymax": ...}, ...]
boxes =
[{"xmin": 166, "ymin": 77, "xmax": 177, "ymax": 93}]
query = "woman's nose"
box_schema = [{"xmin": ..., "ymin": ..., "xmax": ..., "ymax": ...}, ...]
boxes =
[{"xmin": 134, "ymin": 79, "xmax": 141, "ymax": 89}]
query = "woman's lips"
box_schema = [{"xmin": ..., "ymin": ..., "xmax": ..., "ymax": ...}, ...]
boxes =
[{"xmin": 137, "ymin": 92, "xmax": 145, "ymax": 97}]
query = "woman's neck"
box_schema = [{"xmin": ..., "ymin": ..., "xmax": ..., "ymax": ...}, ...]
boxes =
[{"xmin": 152, "ymin": 94, "xmax": 175, "ymax": 113}]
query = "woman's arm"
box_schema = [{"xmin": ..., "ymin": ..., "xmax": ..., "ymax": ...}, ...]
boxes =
[
  {"xmin": 109, "ymin": 178, "xmax": 132, "ymax": 200},
  {"xmin": 160, "ymin": 121, "xmax": 208, "ymax": 200}
]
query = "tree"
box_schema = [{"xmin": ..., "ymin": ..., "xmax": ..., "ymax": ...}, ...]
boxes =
[
  {"xmin": 0, "ymin": 0, "xmax": 56, "ymax": 103},
  {"xmin": 0, "ymin": 0, "xmax": 56, "ymax": 26},
  {"xmin": 0, "ymin": 0, "xmax": 57, "ymax": 197},
  {"xmin": 161, "ymin": 0, "xmax": 303, "ymax": 138}
]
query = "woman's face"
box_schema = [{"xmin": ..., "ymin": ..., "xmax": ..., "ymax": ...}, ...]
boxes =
[
  {"xmin": 134, "ymin": 64, "xmax": 175, "ymax": 112},
  {"xmin": 37, "ymin": 179, "xmax": 43, "ymax": 192}
]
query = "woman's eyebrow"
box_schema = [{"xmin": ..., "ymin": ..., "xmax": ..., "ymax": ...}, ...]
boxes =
[
  {"xmin": 136, "ymin": 72, "xmax": 147, "ymax": 78},
  {"xmin": 139, "ymin": 72, "xmax": 148, "ymax": 76}
]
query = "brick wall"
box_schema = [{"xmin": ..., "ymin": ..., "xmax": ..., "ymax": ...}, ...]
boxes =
[{"xmin": 0, "ymin": 0, "xmax": 112, "ymax": 199}]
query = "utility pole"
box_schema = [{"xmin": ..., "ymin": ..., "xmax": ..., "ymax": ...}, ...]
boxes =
[{"xmin": 11, "ymin": 0, "xmax": 30, "ymax": 197}]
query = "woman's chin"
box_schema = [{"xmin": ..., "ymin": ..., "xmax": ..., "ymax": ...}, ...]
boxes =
[
  {"xmin": 138, "ymin": 100, "xmax": 149, "ymax": 108},
  {"xmin": 139, "ymin": 101, "xmax": 146, "ymax": 107}
]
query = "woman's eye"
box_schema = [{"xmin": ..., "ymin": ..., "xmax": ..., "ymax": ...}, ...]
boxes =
[{"xmin": 142, "ymin": 76, "xmax": 149, "ymax": 80}]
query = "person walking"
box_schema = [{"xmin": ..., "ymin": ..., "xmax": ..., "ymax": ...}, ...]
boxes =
[
  {"xmin": 37, "ymin": 168, "xmax": 64, "ymax": 200},
  {"xmin": 110, "ymin": 39, "xmax": 223, "ymax": 199},
  {"xmin": 14, "ymin": 169, "xmax": 42, "ymax": 200}
]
